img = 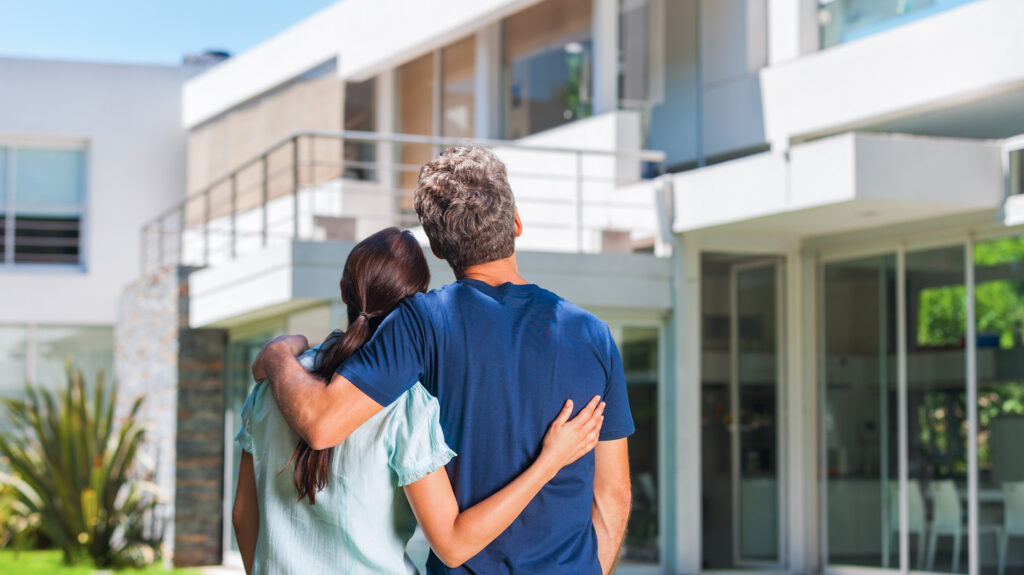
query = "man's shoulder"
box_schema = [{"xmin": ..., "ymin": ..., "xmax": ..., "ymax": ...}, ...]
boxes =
[{"xmin": 532, "ymin": 286, "xmax": 612, "ymax": 339}]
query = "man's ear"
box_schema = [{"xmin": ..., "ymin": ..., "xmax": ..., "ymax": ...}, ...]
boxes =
[
  {"xmin": 428, "ymin": 240, "xmax": 444, "ymax": 260},
  {"xmin": 513, "ymin": 207, "xmax": 523, "ymax": 238}
]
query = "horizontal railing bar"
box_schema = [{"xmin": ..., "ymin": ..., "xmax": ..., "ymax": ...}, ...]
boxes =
[{"xmin": 149, "ymin": 130, "xmax": 665, "ymax": 223}]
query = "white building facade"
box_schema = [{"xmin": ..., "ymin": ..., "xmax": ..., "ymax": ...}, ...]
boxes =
[
  {"xmin": 0, "ymin": 57, "xmax": 187, "ymax": 402},
  {"xmin": 127, "ymin": 0, "xmax": 1024, "ymax": 573}
]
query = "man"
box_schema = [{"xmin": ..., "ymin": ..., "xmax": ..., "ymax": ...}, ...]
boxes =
[{"xmin": 253, "ymin": 145, "xmax": 633, "ymax": 574}]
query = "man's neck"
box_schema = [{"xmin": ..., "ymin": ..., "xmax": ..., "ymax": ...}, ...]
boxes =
[{"xmin": 459, "ymin": 254, "xmax": 527, "ymax": 286}]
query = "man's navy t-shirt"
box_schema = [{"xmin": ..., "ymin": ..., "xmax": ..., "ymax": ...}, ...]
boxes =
[{"xmin": 337, "ymin": 278, "xmax": 634, "ymax": 575}]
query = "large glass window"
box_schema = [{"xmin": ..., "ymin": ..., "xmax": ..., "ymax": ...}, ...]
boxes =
[
  {"xmin": 617, "ymin": 326, "xmax": 660, "ymax": 564},
  {"xmin": 1, "ymin": 146, "xmax": 86, "ymax": 267},
  {"xmin": 343, "ymin": 78, "xmax": 376, "ymax": 181},
  {"xmin": 819, "ymin": 0, "xmax": 979, "ymax": 49},
  {"xmin": 396, "ymin": 53, "xmax": 436, "ymax": 202},
  {"xmin": 0, "ymin": 325, "xmax": 27, "ymax": 400},
  {"xmin": 503, "ymin": 0, "xmax": 594, "ymax": 139},
  {"xmin": 442, "ymin": 36, "xmax": 476, "ymax": 139},
  {"xmin": 973, "ymin": 236, "xmax": 1024, "ymax": 575},
  {"xmin": 907, "ymin": 245, "xmax": 969, "ymax": 574},
  {"xmin": 824, "ymin": 255, "xmax": 900, "ymax": 568}
]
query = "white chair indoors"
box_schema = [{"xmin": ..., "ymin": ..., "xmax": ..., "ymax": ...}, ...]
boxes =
[
  {"xmin": 926, "ymin": 480, "xmax": 1002, "ymax": 573},
  {"xmin": 889, "ymin": 480, "xmax": 928, "ymax": 570},
  {"xmin": 998, "ymin": 482, "xmax": 1024, "ymax": 575}
]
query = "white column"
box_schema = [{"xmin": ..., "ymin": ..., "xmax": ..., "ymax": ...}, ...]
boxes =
[
  {"xmin": 375, "ymin": 69, "xmax": 396, "ymax": 222},
  {"xmin": 592, "ymin": 0, "xmax": 619, "ymax": 116},
  {"xmin": 785, "ymin": 249, "xmax": 820, "ymax": 572},
  {"xmin": 767, "ymin": 0, "xmax": 818, "ymax": 66},
  {"xmin": 474, "ymin": 23, "xmax": 502, "ymax": 140},
  {"xmin": 672, "ymin": 232, "xmax": 703, "ymax": 574}
]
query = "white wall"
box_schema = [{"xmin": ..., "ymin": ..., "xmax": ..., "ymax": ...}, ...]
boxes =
[
  {"xmin": 671, "ymin": 132, "xmax": 1004, "ymax": 235},
  {"xmin": 0, "ymin": 58, "xmax": 187, "ymax": 325},
  {"xmin": 761, "ymin": 0, "xmax": 1024, "ymax": 147}
]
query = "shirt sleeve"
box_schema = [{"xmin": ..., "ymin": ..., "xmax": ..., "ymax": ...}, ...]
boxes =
[
  {"xmin": 598, "ymin": 327, "xmax": 635, "ymax": 441},
  {"xmin": 337, "ymin": 299, "xmax": 427, "ymax": 407},
  {"xmin": 387, "ymin": 385, "xmax": 457, "ymax": 486},
  {"xmin": 234, "ymin": 381, "xmax": 261, "ymax": 454}
]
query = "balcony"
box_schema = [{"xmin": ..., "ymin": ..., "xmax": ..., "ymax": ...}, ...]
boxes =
[{"xmin": 140, "ymin": 114, "xmax": 667, "ymax": 278}]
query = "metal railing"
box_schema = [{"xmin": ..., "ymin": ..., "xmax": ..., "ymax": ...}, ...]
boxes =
[{"xmin": 140, "ymin": 130, "xmax": 666, "ymax": 275}]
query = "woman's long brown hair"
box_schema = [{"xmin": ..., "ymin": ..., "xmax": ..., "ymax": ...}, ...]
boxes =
[{"xmin": 290, "ymin": 227, "xmax": 430, "ymax": 504}]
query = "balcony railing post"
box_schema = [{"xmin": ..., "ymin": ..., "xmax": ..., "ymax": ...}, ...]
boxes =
[
  {"xmin": 177, "ymin": 204, "xmax": 185, "ymax": 268},
  {"xmin": 203, "ymin": 188, "xmax": 211, "ymax": 267},
  {"xmin": 292, "ymin": 136, "xmax": 300, "ymax": 240},
  {"xmin": 262, "ymin": 156, "xmax": 269, "ymax": 248},
  {"xmin": 576, "ymin": 151, "xmax": 584, "ymax": 252},
  {"xmin": 157, "ymin": 215, "xmax": 165, "ymax": 269},
  {"xmin": 230, "ymin": 173, "xmax": 238, "ymax": 259},
  {"xmin": 140, "ymin": 224, "xmax": 148, "ymax": 275}
]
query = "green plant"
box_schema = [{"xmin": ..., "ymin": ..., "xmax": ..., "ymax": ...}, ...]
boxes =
[{"xmin": 0, "ymin": 365, "xmax": 162, "ymax": 567}]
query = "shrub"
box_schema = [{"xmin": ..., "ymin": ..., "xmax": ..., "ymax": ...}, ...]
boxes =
[{"xmin": 0, "ymin": 365, "xmax": 163, "ymax": 567}]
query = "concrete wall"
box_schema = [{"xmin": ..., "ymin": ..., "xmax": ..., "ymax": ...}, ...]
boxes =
[{"xmin": 0, "ymin": 58, "xmax": 187, "ymax": 326}]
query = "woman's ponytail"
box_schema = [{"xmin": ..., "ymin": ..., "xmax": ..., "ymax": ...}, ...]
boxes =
[
  {"xmin": 284, "ymin": 227, "xmax": 429, "ymax": 505},
  {"xmin": 290, "ymin": 312, "xmax": 379, "ymax": 504}
]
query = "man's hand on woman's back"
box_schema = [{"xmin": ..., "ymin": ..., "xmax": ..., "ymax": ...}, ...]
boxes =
[{"xmin": 251, "ymin": 334, "xmax": 309, "ymax": 381}]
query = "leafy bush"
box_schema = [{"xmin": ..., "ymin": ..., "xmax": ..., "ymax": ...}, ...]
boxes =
[{"xmin": 0, "ymin": 366, "xmax": 163, "ymax": 567}]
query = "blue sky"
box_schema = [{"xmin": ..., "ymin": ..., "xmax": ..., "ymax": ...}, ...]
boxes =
[{"xmin": 0, "ymin": 0, "xmax": 339, "ymax": 66}]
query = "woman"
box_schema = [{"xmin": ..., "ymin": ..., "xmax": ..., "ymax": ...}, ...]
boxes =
[{"xmin": 232, "ymin": 227, "xmax": 604, "ymax": 575}]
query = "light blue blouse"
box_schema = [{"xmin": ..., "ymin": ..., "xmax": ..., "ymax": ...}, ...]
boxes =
[{"xmin": 235, "ymin": 346, "xmax": 456, "ymax": 575}]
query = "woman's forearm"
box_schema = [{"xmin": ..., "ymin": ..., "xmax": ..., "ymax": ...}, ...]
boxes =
[{"xmin": 406, "ymin": 455, "xmax": 560, "ymax": 568}]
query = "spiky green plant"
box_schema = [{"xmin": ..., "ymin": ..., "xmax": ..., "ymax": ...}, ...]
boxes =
[{"xmin": 0, "ymin": 365, "xmax": 162, "ymax": 567}]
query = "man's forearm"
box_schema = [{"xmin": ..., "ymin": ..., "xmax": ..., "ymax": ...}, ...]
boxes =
[
  {"xmin": 592, "ymin": 490, "xmax": 631, "ymax": 574},
  {"xmin": 262, "ymin": 344, "xmax": 329, "ymax": 443},
  {"xmin": 258, "ymin": 339, "xmax": 385, "ymax": 449}
]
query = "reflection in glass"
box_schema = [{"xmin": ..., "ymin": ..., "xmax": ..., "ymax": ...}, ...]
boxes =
[
  {"xmin": 736, "ymin": 264, "xmax": 780, "ymax": 563},
  {"xmin": 12, "ymin": 148, "xmax": 85, "ymax": 265},
  {"xmin": 0, "ymin": 325, "xmax": 27, "ymax": 400},
  {"xmin": 824, "ymin": 254, "xmax": 900, "ymax": 567},
  {"xmin": 442, "ymin": 36, "xmax": 476, "ymax": 139},
  {"xmin": 973, "ymin": 236, "xmax": 1024, "ymax": 575},
  {"xmin": 907, "ymin": 245, "xmax": 969, "ymax": 574},
  {"xmin": 503, "ymin": 0, "xmax": 593, "ymax": 139},
  {"xmin": 700, "ymin": 255, "xmax": 782, "ymax": 568},
  {"xmin": 34, "ymin": 326, "xmax": 113, "ymax": 389},
  {"xmin": 618, "ymin": 326, "xmax": 659, "ymax": 563},
  {"xmin": 818, "ymin": 0, "xmax": 978, "ymax": 49}
]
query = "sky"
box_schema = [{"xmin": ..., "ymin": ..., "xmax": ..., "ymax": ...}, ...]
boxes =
[{"xmin": 0, "ymin": 0, "xmax": 339, "ymax": 66}]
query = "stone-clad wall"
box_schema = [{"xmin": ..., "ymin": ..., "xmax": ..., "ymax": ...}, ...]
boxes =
[
  {"xmin": 115, "ymin": 266, "xmax": 227, "ymax": 567},
  {"xmin": 173, "ymin": 328, "xmax": 226, "ymax": 566},
  {"xmin": 115, "ymin": 267, "xmax": 181, "ymax": 551}
]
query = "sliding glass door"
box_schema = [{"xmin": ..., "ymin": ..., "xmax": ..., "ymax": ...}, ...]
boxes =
[{"xmin": 822, "ymin": 232, "xmax": 1024, "ymax": 575}]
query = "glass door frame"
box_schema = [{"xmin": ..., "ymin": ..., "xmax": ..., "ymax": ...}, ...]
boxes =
[
  {"xmin": 815, "ymin": 223, "xmax": 1024, "ymax": 575},
  {"xmin": 730, "ymin": 258, "xmax": 789, "ymax": 569},
  {"xmin": 603, "ymin": 316, "xmax": 673, "ymax": 575}
]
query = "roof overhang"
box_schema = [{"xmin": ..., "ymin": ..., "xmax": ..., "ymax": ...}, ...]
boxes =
[
  {"xmin": 182, "ymin": 0, "xmax": 539, "ymax": 128},
  {"xmin": 671, "ymin": 132, "xmax": 1005, "ymax": 238}
]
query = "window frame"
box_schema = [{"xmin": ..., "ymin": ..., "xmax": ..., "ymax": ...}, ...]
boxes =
[{"xmin": 0, "ymin": 138, "xmax": 89, "ymax": 273}]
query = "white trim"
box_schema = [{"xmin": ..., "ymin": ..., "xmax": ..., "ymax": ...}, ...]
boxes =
[
  {"xmin": 965, "ymin": 235, "xmax": 979, "ymax": 575},
  {"xmin": 896, "ymin": 244, "xmax": 909, "ymax": 574}
]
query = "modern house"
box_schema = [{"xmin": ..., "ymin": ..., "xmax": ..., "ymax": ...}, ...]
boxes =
[
  {"xmin": 0, "ymin": 57, "xmax": 187, "ymax": 408},
  {"xmin": 114, "ymin": 0, "xmax": 1024, "ymax": 574}
]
